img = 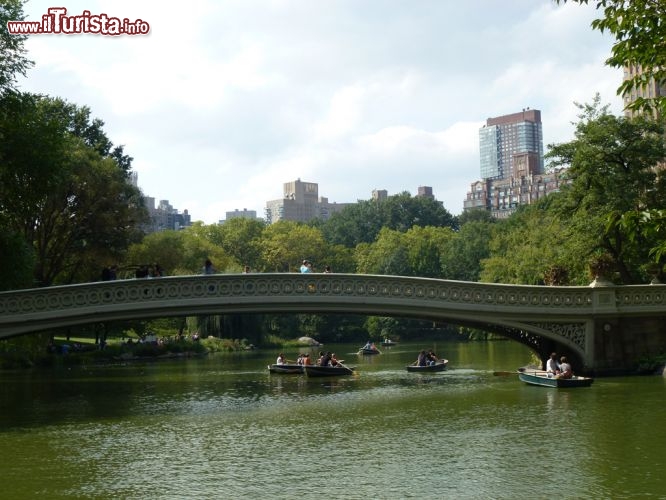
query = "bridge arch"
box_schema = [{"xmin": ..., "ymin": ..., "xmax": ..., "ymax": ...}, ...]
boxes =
[{"xmin": 2, "ymin": 273, "xmax": 666, "ymax": 375}]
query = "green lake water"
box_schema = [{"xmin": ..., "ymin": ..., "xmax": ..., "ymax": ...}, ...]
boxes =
[{"xmin": 1, "ymin": 341, "xmax": 665, "ymax": 499}]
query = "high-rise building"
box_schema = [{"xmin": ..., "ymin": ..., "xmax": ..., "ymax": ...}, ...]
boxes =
[
  {"xmin": 142, "ymin": 197, "xmax": 191, "ymax": 232},
  {"xmin": 372, "ymin": 189, "xmax": 388, "ymax": 202},
  {"xmin": 416, "ymin": 186, "xmax": 434, "ymax": 199},
  {"xmin": 265, "ymin": 179, "xmax": 351, "ymax": 224},
  {"xmin": 223, "ymin": 209, "xmax": 261, "ymax": 223},
  {"xmin": 623, "ymin": 64, "xmax": 666, "ymax": 120},
  {"xmin": 465, "ymin": 108, "xmax": 564, "ymax": 218},
  {"xmin": 479, "ymin": 108, "xmax": 543, "ymax": 180}
]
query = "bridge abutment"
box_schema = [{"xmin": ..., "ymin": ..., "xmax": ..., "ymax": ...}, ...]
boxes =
[{"xmin": 591, "ymin": 316, "xmax": 666, "ymax": 376}]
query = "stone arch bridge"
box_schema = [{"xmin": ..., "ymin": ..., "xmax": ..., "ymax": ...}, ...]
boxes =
[{"xmin": 2, "ymin": 274, "xmax": 666, "ymax": 375}]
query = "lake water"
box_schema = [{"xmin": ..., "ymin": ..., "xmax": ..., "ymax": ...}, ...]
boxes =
[{"xmin": 1, "ymin": 341, "xmax": 665, "ymax": 499}]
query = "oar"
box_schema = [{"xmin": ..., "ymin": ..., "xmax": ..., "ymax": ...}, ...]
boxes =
[{"xmin": 335, "ymin": 359, "xmax": 355, "ymax": 375}]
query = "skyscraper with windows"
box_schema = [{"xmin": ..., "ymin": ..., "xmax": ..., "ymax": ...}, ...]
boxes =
[
  {"xmin": 478, "ymin": 108, "xmax": 543, "ymax": 180},
  {"xmin": 465, "ymin": 108, "xmax": 563, "ymax": 218},
  {"xmin": 264, "ymin": 179, "xmax": 351, "ymax": 224}
]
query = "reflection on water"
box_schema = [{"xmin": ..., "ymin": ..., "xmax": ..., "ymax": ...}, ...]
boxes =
[{"xmin": 1, "ymin": 342, "xmax": 666, "ymax": 499}]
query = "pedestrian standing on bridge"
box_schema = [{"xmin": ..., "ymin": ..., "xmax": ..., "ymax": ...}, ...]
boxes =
[{"xmin": 203, "ymin": 259, "xmax": 217, "ymax": 275}]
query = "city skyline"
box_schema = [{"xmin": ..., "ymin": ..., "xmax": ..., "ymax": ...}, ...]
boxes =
[{"xmin": 18, "ymin": 0, "xmax": 624, "ymax": 224}]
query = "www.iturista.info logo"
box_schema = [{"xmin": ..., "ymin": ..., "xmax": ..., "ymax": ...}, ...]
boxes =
[{"xmin": 7, "ymin": 7, "xmax": 150, "ymax": 36}]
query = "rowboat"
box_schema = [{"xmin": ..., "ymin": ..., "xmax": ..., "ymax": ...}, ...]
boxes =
[
  {"xmin": 304, "ymin": 365, "xmax": 354, "ymax": 377},
  {"xmin": 518, "ymin": 369, "xmax": 594, "ymax": 388},
  {"xmin": 380, "ymin": 341, "xmax": 398, "ymax": 347},
  {"xmin": 406, "ymin": 360, "xmax": 448, "ymax": 372},
  {"xmin": 267, "ymin": 364, "xmax": 304, "ymax": 374},
  {"xmin": 358, "ymin": 347, "xmax": 381, "ymax": 355}
]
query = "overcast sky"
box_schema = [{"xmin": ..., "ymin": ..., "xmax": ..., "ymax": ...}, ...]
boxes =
[{"xmin": 17, "ymin": 0, "xmax": 624, "ymax": 223}]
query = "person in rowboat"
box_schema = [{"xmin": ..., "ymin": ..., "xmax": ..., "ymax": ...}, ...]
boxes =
[
  {"xmin": 276, "ymin": 353, "xmax": 286, "ymax": 365},
  {"xmin": 320, "ymin": 352, "xmax": 332, "ymax": 367},
  {"xmin": 546, "ymin": 352, "xmax": 561, "ymax": 377},
  {"xmin": 331, "ymin": 353, "xmax": 341, "ymax": 366},
  {"xmin": 557, "ymin": 356, "xmax": 573, "ymax": 379}
]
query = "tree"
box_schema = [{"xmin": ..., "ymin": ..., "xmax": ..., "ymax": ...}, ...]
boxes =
[
  {"xmin": 322, "ymin": 192, "xmax": 457, "ymax": 247},
  {"xmin": 441, "ymin": 220, "xmax": 494, "ymax": 281},
  {"xmin": 0, "ymin": 94, "xmax": 147, "ymax": 285},
  {"xmin": 260, "ymin": 221, "xmax": 329, "ymax": 272},
  {"xmin": 126, "ymin": 228, "xmax": 235, "ymax": 276},
  {"xmin": 546, "ymin": 97, "xmax": 666, "ymax": 283},
  {"xmin": 355, "ymin": 228, "xmax": 410, "ymax": 276},
  {"xmin": 479, "ymin": 204, "xmax": 578, "ymax": 285},
  {"xmin": 0, "ymin": 0, "xmax": 33, "ymax": 93},
  {"xmin": 203, "ymin": 218, "xmax": 266, "ymax": 270},
  {"xmin": 403, "ymin": 226, "xmax": 455, "ymax": 278},
  {"xmin": 0, "ymin": 225, "xmax": 34, "ymax": 290},
  {"xmin": 554, "ymin": 0, "xmax": 666, "ymax": 116}
]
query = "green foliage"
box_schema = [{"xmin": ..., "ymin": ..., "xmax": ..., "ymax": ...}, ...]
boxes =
[
  {"xmin": 441, "ymin": 220, "xmax": 494, "ymax": 281},
  {"xmin": 203, "ymin": 218, "xmax": 266, "ymax": 270},
  {"xmin": 479, "ymin": 202, "xmax": 590, "ymax": 285},
  {"xmin": 555, "ymin": 0, "xmax": 666, "ymax": 116},
  {"xmin": 355, "ymin": 226, "xmax": 453, "ymax": 277},
  {"xmin": 200, "ymin": 337, "xmax": 251, "ymax": 352},
  {"xmin": 546, "ymin": 96, "xmax": 666, "ymax": 283},
  {"xmin": 457, "ymin": 209, "xmax": 494, "ymax": 226},
  {"xmin": 126, "ymin": 229, "xmax": 233, "ymax": 276},
  {"xmin": 0, "ymin": 93, "xmax": 147, "ymax": 285},
  {"xmin": 355, "ymin": 228, "xmax": 410, "ymax": 275},
  {"xmin": 0, "ymin": 0, "xmax": 33, "ymax": 92},
  {"xmin": 260, "ymin": 221, "xmax": 329, "ymax": 272},
  {"xmin": 0, "ymin": 332, "xmax": 52, "ymax": 368},
  {"xmin": 365, "ymin": 316, "xmax": 400, "ymax": 339},
  {"xmin": 0, "ymin": 226, "xmax": 34, "ymax": 290},
  {"xmin": 322, "ymin": 192, "xmax": 456, "ymax": 247}
]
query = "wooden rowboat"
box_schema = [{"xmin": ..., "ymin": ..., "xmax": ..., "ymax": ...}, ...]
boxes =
[
  {"xmin": 518, "ymin": 369, "xmax": 594, "ymax": 388},
  {"xmin": 304, "ymin": 365, "xmax": 354, "ymax": 377},
  {"xmin": 267, "ymin": 364, "xmax": 304, "ymax": 374},
  {"xmin": 380, "ymin": 341, "xmax": 398, "ymax": 347},
  {"xmin": 406, "ymin": 360, "xmax": 448, "ymax": 372},
  {"xmin": 358, "ymin": 347, "xmax": 381, "ymax": 355}
]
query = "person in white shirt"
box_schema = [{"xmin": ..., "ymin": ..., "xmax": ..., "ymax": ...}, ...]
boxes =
[
  {"xmin": 276, "ymin": 353, "xmax": 286, "ymax": 365},
  {"xmin": 546, "ymin": 352, "xmax": 560, "ymax": 377}
]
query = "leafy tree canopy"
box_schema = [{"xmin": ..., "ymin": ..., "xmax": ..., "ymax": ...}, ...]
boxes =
[
  {"xmin": 0, "ymin": 0, "xmax": 33, "ymax": 93},
  {"xmin": 0, "ymin": 93, "xmax": 146, "ymax": 285},
  {"xmin": 546, "ymin": 96, "xmax": 666, "ymax": 283},
  {"xmin": 322, "ymin": 191, "xmax": 457, "ymax": 247},
  {"xmin": 555, "ymin": 0, "xmax": 666, "ymax": 116},
  {"xmin": 125, "ymin": 229, "xmax": 234, "ymax": 276}
]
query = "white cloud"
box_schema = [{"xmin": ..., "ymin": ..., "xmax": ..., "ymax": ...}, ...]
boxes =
[{"xmin": 17, "ymin": 0, "xmax": 625, "ymax": 223}]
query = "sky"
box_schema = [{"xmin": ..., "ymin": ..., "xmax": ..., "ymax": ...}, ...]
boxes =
[{"xmin": 16, "ymin": 0, "xmax": 625, "ymax": 224}]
